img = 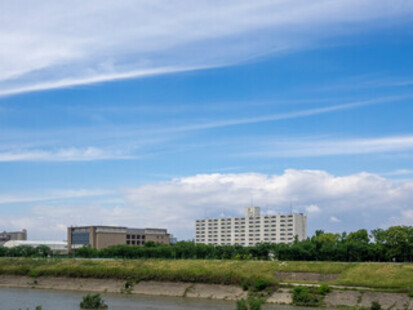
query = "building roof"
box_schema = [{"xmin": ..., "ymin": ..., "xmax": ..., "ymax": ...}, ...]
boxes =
[{"xmin": 3, "ymin": 240, "xmax": 67, "ymax": 250}]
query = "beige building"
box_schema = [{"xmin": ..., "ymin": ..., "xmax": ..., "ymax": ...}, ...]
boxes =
[
  {"xmin": 68, "ymin": 226, "xmax": 170, "ymax": 251},
  {"xmin": 0, "ymin": 229, "xmax": 27, "ymax": 247},
  {"xmin": 195, "ymin": 207, "xmax": 307, "ymax": 246}
]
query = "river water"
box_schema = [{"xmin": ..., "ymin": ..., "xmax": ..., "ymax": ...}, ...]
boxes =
[{"xmin": 0, "ymin": 287, "xmax": 318, "ymax": 310}]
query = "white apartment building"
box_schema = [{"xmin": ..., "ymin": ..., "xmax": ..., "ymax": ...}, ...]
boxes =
[{"xmin": 195, "ymin": 207, "xmax": 307, "ymax": 246}]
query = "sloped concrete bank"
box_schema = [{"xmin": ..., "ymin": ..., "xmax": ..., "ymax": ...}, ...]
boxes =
[{"xmin": 0, "ymin": 275, "xmax": 411, "ymax": 309}]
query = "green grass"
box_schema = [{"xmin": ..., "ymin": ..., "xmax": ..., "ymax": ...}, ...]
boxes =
[
  {"xmin": 272, "ymin": 261, "xmax": 355, "ymax": 274},
  {"xmin": 337, "ymin": 263, "xmax": 413, "ymax": 289},
  {"xmin": 0, "ymin": 258, "xmax": 411, "ymax": 291}
]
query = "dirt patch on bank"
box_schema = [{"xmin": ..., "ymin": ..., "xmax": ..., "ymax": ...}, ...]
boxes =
[
  {"xmin": 132, "ymin": 281, "xmax": 188, "ymax": 296},
  {"xmin": 0, "ymin": 275, "xmax": 125, "ymax": 293},
  {"xmin": 325, "ymin": 290, "xmax": 362, "ymax": 307},
  {"xmin": 325, "ymin": 290, "xmax": 412, "ymax": 310},
  {"xmin": 274, "ymin": 272, "xmax": 339, "ymax": 282},
  {"xmin": 359, "ymin": 292, "xmax": 412, "ymax": 310},
  {"xmin": 267, "ymin": 288, "xmax": 292, "ymax": 304},
  {"xmin": 186, "ymin": 283, "xmax": 247, "ymax": 300}
]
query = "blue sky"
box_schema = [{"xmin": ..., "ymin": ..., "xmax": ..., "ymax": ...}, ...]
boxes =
[{"xmin": 1, "ymin": 1, "xmax": 413, "ymax": 240}]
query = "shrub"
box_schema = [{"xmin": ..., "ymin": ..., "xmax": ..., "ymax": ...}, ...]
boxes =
[
  {"xmin": 253, "ymin": 278, "xmax": 267, "ymax": 292},
  {"xmin": 248, "ymin": 297, "xmax": 264, "ymax": 310},
  {"xmin": 317, "ymin": 283, "xmax": 331, "ymax": 295},
  {"xmin": 122, "ymin": 279, "xmax": 133, "ymax": 294},
  {"xmin": 235, "ymin": 298, "xmax": 263, "ymax": 310},
  {"xmin": 292, "ymin": 286, "xmax": 320, "ymax": 306},
  {"xmin": 236, "ymin": 299, "xmax": 248, "ymax": 310},
  {"xmin": 241, "ymin": 281, "xmax": 249, "ymax": 291},
  {"xmin": 408, "ymin": 292, "xmax": 413, "ymax": 298},
  {"xmin": 124, "ymin": 280, "xmax": 133, "ymax": 289},
  {"xmin": 371, "ymin": 301, "xmax": 381, "ymax": 310},
  {"xmin": 80, "ymin": 293, "xmax": 108, "ymax": 309}
]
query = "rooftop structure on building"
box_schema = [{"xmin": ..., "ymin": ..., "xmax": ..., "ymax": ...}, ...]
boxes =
[
  {"xmin": 67, "ymin": 225, "xmax": 171, "ymax": 251},
  {"xmin": 0, "ymin": 229, "xmax": 27, "ymax": 247},
  {"xmin": 195, "ymin": 207, "xmax": 307, "ymax": 246}
]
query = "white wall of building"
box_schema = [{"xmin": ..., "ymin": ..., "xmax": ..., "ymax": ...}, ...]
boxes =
[
  {"xmin": 195, "ymin": 207, "xmax": 307, "ymax": 246},
  {"xmin": 3, "ymin": 240, "xmax": 67, "ymax": 251}
]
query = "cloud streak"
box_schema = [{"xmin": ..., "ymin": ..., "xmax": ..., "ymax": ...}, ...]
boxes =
[
  {"xmin": 0, "ymin": 189, "xmax": 113, "ymax": 205},
  {"xmin": 166, "ymin": 95, "xmax": 408, "ymax": 132},
  {"xmin": 0, "ymin": 66, "xmax": 207, "ymax": 97},
  {"xmin": 1, "ymin": 1, "xmax": 412, "ymax": 96},
  {"xmin": 1, "ymin": 95, "xmax": 406, "ymax": 162},
  {"xmin": 243, "ymin": 135, "xmax": 413, "ymax": 158},
  {"xmin": 0, "ymin": 147, "xmax": 132, "ymax": 162}
]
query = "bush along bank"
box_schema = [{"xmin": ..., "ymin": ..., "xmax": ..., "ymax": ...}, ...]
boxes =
[{"xmin": 292, "ymin": 286, "xmax": 324, "ymax": 307}]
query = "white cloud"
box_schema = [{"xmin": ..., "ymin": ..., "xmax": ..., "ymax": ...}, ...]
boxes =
[
  {"xmin": 330, "ymin": 216, "xmax": 341, "ymax": 223},
  {"xmin": 382, "ymin": 169, "xmax": 413, "ymax": 176},
  {"xmin": 118, "ymin": 170, "xmax": 413, "ymax": 238},
  {"xmin": 2, "ymin": 169, "xmax": 412, "ymax": 240},
  {"xmin": 1, "ymin": 1, "xmax": 412, "ymax": 96},
  {"xmin": 0, "ymin": 147, "xmax": 132, "ymax": 162},
  {"xmin": 388, "ymin": 209, "xmax": 413, "ymax": 226},
  {"xmin": 306, "ymin": 205, "xmax": 321, "ymax": 213}
]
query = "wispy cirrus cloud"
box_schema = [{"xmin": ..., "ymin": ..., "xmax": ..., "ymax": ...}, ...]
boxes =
[
  {"xmin": 0, "ymin": 147, "xmax": 132, "ymax": 162},
  {"xmin": 242, "ymin": 134, "xmax": 413, "ymax": 158},
  {"xmin": 0, "ymin": 66, "xmax": 207, "ymax": 98},
  {"xmin": 0, "ymin": 188, "xmax": 113, "ymax": 205},
  {"xmin": 165, "ymin": 95, "xmax": 409, "ymax": 132},
  {"xmin": 0, "ymin": 95, "xmax": 406, "ymax": 162},
  {"xmin": 1, "ymin": 1, "xmax": 412, "ymax": 96}
]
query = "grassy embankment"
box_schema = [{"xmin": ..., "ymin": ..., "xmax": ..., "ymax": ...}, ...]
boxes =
[{"xmin": 0, "ymin": 258, "xmax": 411, "ymax": 292}]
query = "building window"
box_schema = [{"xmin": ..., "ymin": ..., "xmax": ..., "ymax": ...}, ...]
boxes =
[
  {"xmin": 126, "ymin": 234, "xmax": 130, "ymax": 239},
  {"xmin": 126, "ymin": 241, "xmax": 130, "ymax": 245}
]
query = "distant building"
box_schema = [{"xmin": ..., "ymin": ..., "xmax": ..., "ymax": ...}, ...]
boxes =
[
  {"xmin": 3, "ymin": 240, "xmax": 67, "ymax": 253},
  {"xmin": 67, "ymin": 226, "xmax": 170, "ymax": 251},
  {"xmin": 0, "ymin": 229, "xmax": 27, "ymax": 247},
  {"xmin": 195, "ymin": 207, "xmax": 307, "ymax": 246},
  {"xmin": 169, "ymin": 234, "xmax": 178, "ymax": 245}
]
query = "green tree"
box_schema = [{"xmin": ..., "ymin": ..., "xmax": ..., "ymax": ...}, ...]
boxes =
[
  {"xmin": 385, "ymin": 226, "xmax": 411, "ymax": 262},
  {"xmin": 75, "ymin": 246, "xmax": 99, "ymax": 258},
  {"xmin": 36, "ymin": 245, "xmax": 52, "ymax": 258}
]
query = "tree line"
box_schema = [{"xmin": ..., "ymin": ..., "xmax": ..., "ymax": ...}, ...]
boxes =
[{"xmin": 1, "ymin": 225, "xmax": 411, "ymax": 262}]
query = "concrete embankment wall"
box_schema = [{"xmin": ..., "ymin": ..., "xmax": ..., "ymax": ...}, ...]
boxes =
[{"xmin": 0, "ymin": 275, "xmax": 411, "ymax": 309}]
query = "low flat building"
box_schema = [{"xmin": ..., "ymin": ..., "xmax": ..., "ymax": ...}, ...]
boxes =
[
  {"xmin": 3, "ymin": 240, "xmax": 67, "ymax": 253},
  {"xmin": 0, "ymin": 229, "xmax": 27, "ymax": 247},
  {"xmin": 195, "ymin": 207, "xmax": 307, "ymax": 246},
  {"xmin": 68, "ymin": 226, "xmax": 170, "ymax": 251}
]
